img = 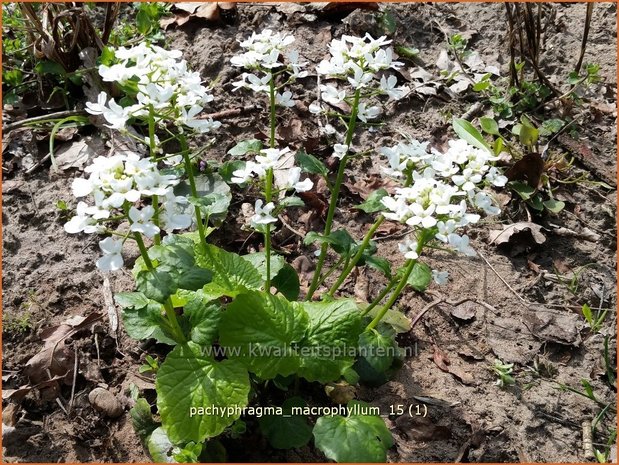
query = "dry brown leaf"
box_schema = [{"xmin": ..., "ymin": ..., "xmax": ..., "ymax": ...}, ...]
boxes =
[
  {"xmin": 504, "ymin": 152, "xmax": 545, "ymax": 189},
  {"xmin": 432, "ymin": 345, "xmax": 451, "ymax": 372},
  {"xmin": 450, "ymin": 301, "xmax": 477, "ymax": 321},
  {"xmin": 488, "ymin": 222, "xmax": 546, "ymax": 246},
  {"xmin": 325, "ymin": 382, "xmax": 356, "ymax": 404}
]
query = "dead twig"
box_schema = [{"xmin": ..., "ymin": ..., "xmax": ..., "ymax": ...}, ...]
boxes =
[
  {"xmin": 476, "ymin": 250, "xmax": 528, "ymax": 304},
  {"xmin": 4, "ymin": 110, "xmax": 88, "ymax": 133}
]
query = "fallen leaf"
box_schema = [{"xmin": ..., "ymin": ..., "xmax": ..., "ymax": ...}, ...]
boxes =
[
  {"xmin": 504, "ymin": 152, "xmax": 545, "ymax": 189},
  {"xmin": 161, "ymin": 2, "xmax": 236, "ymax": 29},
  {"xmin": 488, "ymin": 222, "xmax": 546, "ymax": 246},
  {"xmin": 450, "ymin": 301, "xmax": 477, "ymax": 321},
  {"xmin": 325, "ymin": 382, "xmax": 356, "ymax": 404},
  {"xmin": 432, "ymin": 345, "xmax": 451, "ymax": 371},
  {"xmin": 54, "ymin": 136, "xmax": 104, "ymax": 171}
]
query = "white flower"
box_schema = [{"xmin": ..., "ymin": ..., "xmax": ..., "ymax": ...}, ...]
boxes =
[
  {"xmin": 129, "ymin": 206, "xmax": 160, "ymax": 238},
  {"xmin": 286, "ymin": 50, "xmax": 308, "ymax": 78},
  {"xmin": 286, "ymin": 167, "xmax": 313, "ymax": 192},
  {"xmin": 357, "ymin": 103, "xmax": 380, "ymax": 122},
  {"xmin": 72, "ymin": 178, "xmax": 93, "ymax": 198},
  {"xmin": 379, "ymin": 75, "xmax": 409, "ymax": 100},
  {"xmin": 473, "ymin": 191, "xmax": 500, "ymax": 215},
  {"xmin": 347, "ymin": 63, "xmax": 373, "ymax": 88},
  {"xmin": 275, "ymin": 91, "xmax": 295, "ymax": 107},
  {"xmin": 452, "ymin": 168, "xmax": 483, "ymax": 192},
  {"xmin": 448, "ymin": 233, "xmax": 476, "ymax": 257},
  {"xmin": 320, "ymin": 85, "xmax": 346, "ymax": 105},
  {"xmin": 332, "ymin": 144, "xmax": 349, "ymax": 160},
  {"xmin": 96, "ymin": 237, "xmax": 124, "ymax": 272},
  {"xmin": 405, "ymin": 203, "xmax": 437, "ymax": 229},
  {"xmin": 485, "ymin": 166, "xmax": 508, "ymax": 187},
  {"xmin": 398, "ymin": 238, "xmax": 419, "ymax": 260},
  {"xmin": 250, "ymin": 200, "xmax": 278, "ymax": 230},
  {"xmin": 256, "ymin": 147, "xmax": 291, "ymax": 171},
  {"xmin": 85, "ymin": 92, "xmax": 108, "ymax": 115},
  {"xmin": 309, "ymin": 101, "xmax": 324, "ymax": 114},
  {"xmin": 231, "ymin": 161, "xmax": 258, "ymax": 184},
  {"xmin": 101, "ymin": 98, "xmax": 129, "ymax": 130},
  {"xmin": 432, "ymin": 269, "xmax": 449, "ymax": 285}
]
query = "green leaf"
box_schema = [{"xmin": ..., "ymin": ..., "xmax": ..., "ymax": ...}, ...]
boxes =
[
  {"xmin": 279, "ymin": 196, "xmax": 306, "ymax": 208},
  {"xmin": 121, "ymin": 301, "xmax": 177, "ymax": 345},
  {"xmin": 175, "ymin": 173, "xmax": 231, "ymax": 222},
  {"xmin": 479, "ymin": 117, "xmax": 499, "ymax": 135},
  {"xmin": 241, "ymin": 252, "xmax": 285, "ymax": 282},
  {"xmin": 131, "ymin": 398, "xmax": 158, "ymax": 443},
  {"xmin": 136, "ymin": 269, "xmax": 177, "ymax": 304},
  {"xmin": 519, "ymin": 116, "xmax": 539, "ymax": 147},
  {"xmin": 407, "ymin": 262, "xmax": 432, "ymax": 292},
  {"xmin": 178, "ymin": 289, "xmax": 222, "ymax": 346},
  {"xmin": 358, "ymin": 328, "xmax": 396, "ymax": 374},
  {"xmin": 378, "ymin": 9, "xmax": 397, "ymax": 35},
  {"xmin": 195, "ymin": 244, "xmax": 262, "ymax": 297},
  {"xmin": 581, "ymin": 303, "xmax": 594, "ymax": 326},
  {"xmin": 510, "ymin": 181, "xmax": 536, "ymax": 200},
  {"xmin": 258, "ymin": 397, "xmax": 313, "ymax": 449},
  {"xmin": 539, "ymin": 118, "xmax": 564, "ymax": 137},
  {"xmin": 298, "ymin": 299, "xmax": 362, "ymax": 382},
  {"xmin": 227, "ymin": 139, "xmax": 263, "ymax": 157},
  {"xmin": 173, "ymin": 442, "xmax": 202, "ymax": 463},
  {"xmin": 356, "ymin": 189, "xmax": 388, "ymax": 213},
  {"xmin": 527, "ymin": 194, "xmax": 544, "ymax": 211},
  {"xmin": 156, "ymin": 342, "xmax": 251, "ymax": 444},
  {"xmin": 327, "ymin": 230, "xmax": 356, "ymax": 255},
  {"xmin": 452, "ymin": 118, "xmax": 491, "ymax": 151},
  {"xmin": 472, "ymin": 80, "xmax": 491, "ymax": 91},
  {"xmin": 394, "ymin": 45, "xmax": 419, "ymax": 59},
  {"xmin": 219, "ymin": 160, "xmax": 245, "ymax": 183},
  {"xmin": 313, "ymin": 402, "xmax": 393, "ymax": 462},
  {"xmin": 363, "ymin": 255, "xmax": 391, "ymax": 278},
  {"xmin": 34, "ymin": 60, "xmax": 66, "ymax": 76},
  {"xmin": 3, "ymin": 69, "xmax": 23, "ymax": 87},
  {"xmin": 187, "ymin": 193, "xmax": 230, "ymax": 217},
  {"xmin": 295, "ymin": 149, "xmax": 328, "ymax": 177},
  {"xmin": 115, "ymin": 292, "xmax": 151, "ymax": 310},
  {"xmin": 272, "ymin": 263, "xmax": 301, "ymax": 301},
  {"xmin": 543, "ymin": 198, "xmax": 565, "ymax": 213},
  {"xmin": 219, "ymin": 291, "xmax": 309, "ymax": 379},
  {"xmin": 147, "ymin": 427, "xmax": 177, "ymax": 463},
  {"xmin": 150, "ymin": 236, "xmax": 213, "ymax": 291},
  {"xmin": 363, "ymin": 307, "xmax": 411, "ymax": 334},
  {"xmin": 99, "ymin": 46, "xmax": 115, "ymax": 66}
]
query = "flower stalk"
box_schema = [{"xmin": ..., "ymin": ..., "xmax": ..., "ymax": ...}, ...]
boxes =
[{"xmin": 306, "ymin": 88, "xmax": 362, "ymax": 300}]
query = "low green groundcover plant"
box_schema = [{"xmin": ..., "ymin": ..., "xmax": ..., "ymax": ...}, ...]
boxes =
[{"xmin": 64, "ymin": 32, "xmax": 506, "ymax": 462}]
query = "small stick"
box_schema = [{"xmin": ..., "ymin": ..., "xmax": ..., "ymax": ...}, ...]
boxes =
[
  {"xmin": 94, "ymin": 332, "xmax": 101, "ymax": 369},
  {"xmin": 3, "ymin": 110, "xmax": 88, "ymax": 132},
  {"xmin": 55, "ymin": 397, "xmax": 69, "ymax": 416},
  {"xmin": 476, "ymin": 250, "xmax": 528, "ymax": 304},
  {"xmin": 68, "ymin": 348, "xmax": 79, "ymax": 413},
  {"xmin": 200, "ymin": 105, "xmax": 260, "ymax": 120},
  {"xmin": 574, "ymin": 3, "xmax": 594, "ymax": 74}
]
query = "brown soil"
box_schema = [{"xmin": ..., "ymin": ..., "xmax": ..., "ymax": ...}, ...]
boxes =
[{"xmin": 2, "ymin": 2, "xmax": 617, "ymax": 463}]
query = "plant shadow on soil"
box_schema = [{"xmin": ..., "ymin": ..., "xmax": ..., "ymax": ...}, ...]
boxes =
[{"xmin": 2, "ymin": 2, "xmax": 617, "ymax": 462}]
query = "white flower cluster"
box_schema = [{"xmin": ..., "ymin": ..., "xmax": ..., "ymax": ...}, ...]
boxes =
[
  {"xmin": 310, "ymin": 34, "xmax": 410, "ymax": 119},
  {"xmin": 65, "ymin": 152, "xmax": 193, "ymax": 272},
  {"xmin": 231, "ymin": 29, "xmax": 308, "ymax": 107},
  {"xmin": 86, "ymin": 43, "xmax": 220, "ymax": 134},
  {"xmin": 379, "ymin": 138, "xmax": 507, "ymax": 259},
  {"xmin": 230, "ymin": 147, "xmax": 314, "ymax": 232}
]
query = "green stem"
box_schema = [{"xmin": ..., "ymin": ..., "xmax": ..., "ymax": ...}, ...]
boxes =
[
  {"xmin": 366, "ymin": 259, "xmax": 416, "ymax": 331},
  {"xmin": 314, "ymin": 254, "xmax": 347, "ymax": 292},
  {"xmin": 360, "ymin": 277, "xmax": 397, "ymax": 317},
  {"xmin": 327, "ymin": 172, "xmax": 414, "ymax": 297},
  {"xmin": 328, "ymin": 216, "xmax": 385, "ymax": 297},
  {"xmin": 264, "ymin": 73, "xmax": 278, "ymax": 291},
  {"xmin": 148, "ymin": 104, "xmax": 161, "ymax": 245},
  {"xmin": 134, "ymin": 232, "xmax": 186, "ymax": 343},
  {"xmin": 306, "ymin": 88, "xmax": 362, "ymax": 300},
  {"xmin": 179, "ymin": 135, "xmax": 206, "ymax": 245}
]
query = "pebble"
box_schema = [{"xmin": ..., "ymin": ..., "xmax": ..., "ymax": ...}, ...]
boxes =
[{"xmin": 88, "ymin": 387, "xmax": 123, "ymax": 418}]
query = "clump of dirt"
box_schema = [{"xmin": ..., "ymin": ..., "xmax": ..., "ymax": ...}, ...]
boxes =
[{"xmin": 3, "ymin": 2, "xmax": 616, "ymax": 463}]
